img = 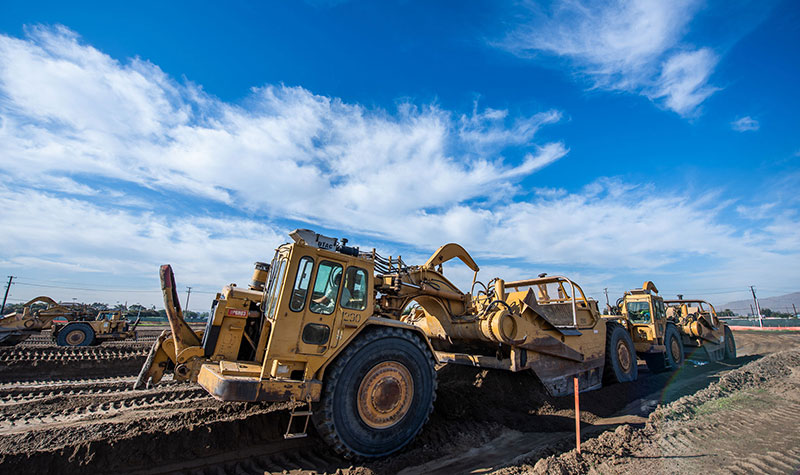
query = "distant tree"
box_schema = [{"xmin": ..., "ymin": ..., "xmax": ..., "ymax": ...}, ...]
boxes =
[
  {"xmin": 718, "ymin": 309, "xmax": 735, "ymax": 317},
  {"xmin": 761, "ymin": 308, "xmax": 793, "ymax": 319}
]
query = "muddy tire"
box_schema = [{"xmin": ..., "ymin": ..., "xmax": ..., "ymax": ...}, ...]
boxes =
[
  {"xmin": 313, "ymin": 327, "xmax": 437, "ymax": 459},
  {"xmin": 604, "ymin": 322, "xmax": 638, "ymax": 383},
  {"xmin": 724, "ymin": 326, "xmax": 736, "ymax": 360},
  {"xmin": 664, "ymin": 323, "xmax": 684, "ymax": 370},
  {"xmin": 56, "ymin": 323, "xmax": 95, "ymax": 347}
]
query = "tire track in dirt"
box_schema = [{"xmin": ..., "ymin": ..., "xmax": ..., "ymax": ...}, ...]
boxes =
[
  {"xmin": 499, "ymin": 348, "xmax": 800, "ymax": 475},
  {"xmin": 1, "ymin": 330, "xmax": 799, "ymax": 474}
]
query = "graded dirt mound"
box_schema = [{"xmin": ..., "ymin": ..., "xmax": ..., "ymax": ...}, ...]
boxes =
[
  {"xmin": 0, "ymin": 331, "xmax": 797, "ymax": 474},
  {"xmin": 501, "ymin": 349, "xmax": 800, "ymax": 475},
  {"xmin": 0, "ymin": 346, "xmax": 147, "ymax": 382}
]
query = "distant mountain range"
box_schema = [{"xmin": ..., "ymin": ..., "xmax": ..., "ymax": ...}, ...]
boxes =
[{"xmin": 718, "ymin": 292, "xmax": 800, "ymax": 316}]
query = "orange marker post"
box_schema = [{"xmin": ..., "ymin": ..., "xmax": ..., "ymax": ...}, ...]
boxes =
[{"xmin": 574, "ymin": 376, "xmax": 581, "ymax": 454}]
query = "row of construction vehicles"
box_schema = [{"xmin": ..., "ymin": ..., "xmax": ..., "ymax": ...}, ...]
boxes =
[
  {"xmin": 0, "ymin": 297, "xmax": 139, "ymax": 346},
  {"xmin": 134, "ymin": 229, "xmax": 737, "ymax": 459}
]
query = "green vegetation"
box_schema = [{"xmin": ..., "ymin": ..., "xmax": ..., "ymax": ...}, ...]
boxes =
[{"xmin": 692, "ymin": 389, "xmax": 771, "ymax": 416}]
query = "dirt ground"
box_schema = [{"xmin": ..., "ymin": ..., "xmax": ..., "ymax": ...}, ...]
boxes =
[{"xmin": 0, "ymin": 330, "xmax": 798, "ymax": 474}]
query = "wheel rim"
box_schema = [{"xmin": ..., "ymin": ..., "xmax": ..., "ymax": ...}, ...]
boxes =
[
  {"xmin": 616, "ymin": 340, "xmax": 632, "ymax": 373},
  {"xmin": 670, "ymin": 336, "xmax": 682, "ymax": 364},
  {"xmin": 65, "ymin": 330, "xmax": 85, "ymax": 346},
  {"xmin": 357, "ymin": 361, "xmax": 414, "ymax": 429}
]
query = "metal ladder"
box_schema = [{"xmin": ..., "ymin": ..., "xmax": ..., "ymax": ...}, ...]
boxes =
[{"xmin": 284, "ymin": 396, "xmax": 313, "ymax": 439}]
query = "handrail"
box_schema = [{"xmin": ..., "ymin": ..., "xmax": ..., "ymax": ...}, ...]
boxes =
[{"xmin": 506, "ymin": 275, "xmax": 591, "ymax": 328}]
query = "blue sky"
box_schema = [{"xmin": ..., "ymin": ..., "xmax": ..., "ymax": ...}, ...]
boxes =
[{"xmin": 0, "ymin": 0, "xmax": 798, "ymax": 311}]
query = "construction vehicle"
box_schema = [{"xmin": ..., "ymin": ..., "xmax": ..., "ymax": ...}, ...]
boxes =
[
  {"xmin": 0, "ymin": 297, "xmax": 139, "ymax": 346},
  {"xmin": 51, "ymin": 310, "xmax": 139, "ymax": 347},
  {"xmin": 135, "ymin": 229, "xmax": 638, "ymax": 458},
  {"xmin": 0, "ymin": 297, "xmax": 93, "ymax": 345},
  {"xmin": 603, "ymin": 282, "xmax": 684, "ymax": 372},
  {"xmin": 664, "ymin": 297, "xmax": 735, "ymax": 361}
]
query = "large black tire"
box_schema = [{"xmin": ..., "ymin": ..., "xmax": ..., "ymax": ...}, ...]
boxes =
[
  {"xmin": 312, "ymin": 327, "xmax": 437, "ymax": 459},
  {"xmin": 56, "ymin": 323, "xmax": 95, "ymax": 347},
  {"xmin": 664, "ymin": 323, "xmax": 684, "ymax": 370},
  {"xmin": 723, "ymin": 326, "xmax": 736, "ymax": 360},
  {"xmin": 604, "ymin": 322, "xmax": 638, "ymax": 384}
]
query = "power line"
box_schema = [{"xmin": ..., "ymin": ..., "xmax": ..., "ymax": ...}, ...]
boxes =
[
  {"xmin": 11, "ymin": 280, "xmax": 217, "ymax": 295},
  {"xmin": 13, "ymin": 281, "xmax": 160, "ymax": 293}
]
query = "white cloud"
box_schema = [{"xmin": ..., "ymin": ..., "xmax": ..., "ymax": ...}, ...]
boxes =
[
  {"xmin": 1, "ymin": 26, "xmax": 798, "ymax": 309},
  {"xmin": 650, "ymin": 48, "xmax": 719, "ymax": 117},
  {"xmin": 731, "ymin": 116, "xmax": 760, "ymax": 132},
  {"xmin": 0, "ymin": 185, "xmax": 285, "ymax": 307},
  {"xmin": 497, "ymin": 0, "xmax": 720, "ymax": 116}
]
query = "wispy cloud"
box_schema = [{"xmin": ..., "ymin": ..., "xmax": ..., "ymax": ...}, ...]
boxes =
[
  {"xmin": 731, "ymin": 116, "xmax": 760, "ymax": 132},
  {"xmin": 0, "ymin": 26, "xmax": 798, "ymax": 307},
  {"xmin": 496, "ymin": 0, "xmax": 719, "ymax": 116}
]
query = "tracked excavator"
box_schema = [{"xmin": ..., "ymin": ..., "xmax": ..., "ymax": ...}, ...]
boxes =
[{"xmin": 135, "ymin": 229, "xmax": 638, "ymax": 458}]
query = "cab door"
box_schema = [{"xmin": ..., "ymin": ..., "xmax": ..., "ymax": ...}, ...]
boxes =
[{"xmin": 297, "ymin": 259, "xmax": 345, "ymax": 355}]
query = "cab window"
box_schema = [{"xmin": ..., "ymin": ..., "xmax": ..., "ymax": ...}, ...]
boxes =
[
  {"xmin": 289, "ymin": 257, "xmax": 314, "ymax": 312},
  {"xmin": 654, "ymin": 300, "xmax": 666, "ymax": 320},
  {"xmin": 309, "ymin": 261, "xmax": 343, "ymax": 315},
  {"xmin": 341, "ymin": 267, "xmax": 368, "ymax": 311},
  {"xmin": 627, "ymin": 301, "xmax": 651, "ymax": 323},
  {"xmin": 265, "ymin": 258, "xmax": 287, "ymax": 320}
]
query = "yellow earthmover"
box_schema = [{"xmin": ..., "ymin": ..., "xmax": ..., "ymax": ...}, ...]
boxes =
[
  {"xmin": 603, "ymin": 282, "xmax": 685, "ymax": 372},
  {"xmin": 0, "ymin": 296, "xmax": 91, "ymax": 345},
  {"xmin": 664, "ymin": 298, "xmax": 735, "ymax": 361},
  {"xmin": 135, "ymin": 229, "xmax": 638, "ymax": 458},
  {"xmin": 0, "ymin": 297, "xmax": 138, "ymax": 346},
  {"xmin": 605, "ymin": 283, "xmax": 736, "ymax": 370}
]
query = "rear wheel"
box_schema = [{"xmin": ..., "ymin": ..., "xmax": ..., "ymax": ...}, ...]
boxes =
[
  {"xmin": 56, "ymin": 323, "xmax": 95, "ymax": 347},
  {"xmin": 313, "ymin": 327, "xmax": 437, "ymax": 459},
  {"xmin": 604, "ymin": 322, "xmax": 638, "ymax": 383},
  {"xmin": 723, "ymin": 326, "xmax": 736, "ymax": 359},
  {"xmin": 664, "ymin": 323, "xmax": 684, "ymax": 370}
]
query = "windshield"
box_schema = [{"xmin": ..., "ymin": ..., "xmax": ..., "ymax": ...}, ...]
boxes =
[{"xmin": 627, "ymin": 301, "xmax": 651, "ymax": 323}]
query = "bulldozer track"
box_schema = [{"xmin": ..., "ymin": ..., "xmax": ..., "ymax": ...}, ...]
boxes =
[{"xmin": 0, "ymin": 346, "xmax": 147, "ymax": 362}]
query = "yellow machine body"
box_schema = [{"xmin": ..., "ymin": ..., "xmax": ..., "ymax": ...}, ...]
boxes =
[
  {"xmin": 604, "ymin": 281, "xmax": 668, "ymax": 355},
  {"xmin": 137, "ymin": 230, "xmax": 613, "ymax": 397},
  {"xmin": 664, "ymin": 299, "xmax": 729, "ymax": 360}
]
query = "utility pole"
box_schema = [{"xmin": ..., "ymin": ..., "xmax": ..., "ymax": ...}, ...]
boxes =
[
  {"xmin": 749, "ymin": 304, "xmax": 755, "ymax": 319},
  {"xmin": 1, "ymin": 276, "xmax": 15, "ymax": 315},
  {"xmin": 185, "ymin": 287, "xmax": 192, "ymax": 312},
  {"xmin": 793, "ymin": 303, "xmax": 798, "ymax": 318},
  {"xmin": 750, "ymin": 286, "xmax": 763, "ymax": 328}
]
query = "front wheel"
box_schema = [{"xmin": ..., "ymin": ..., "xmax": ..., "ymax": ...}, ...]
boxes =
[
  {"xmin": 604, "ymin": 322, "xmax": 638, "ymax": 383},
  {"xmin": 313, "ymin": 327, "xmax": 437, "ymax": 459},
  {"xmin": 56, "ymin": 323, "xmax": 96, "ymax": 347},
  {"xmin": 723, "ymin": 326, "xmax": 736, "ymax": 359},
  {"xmin": 664, "ymin": 323, "xmax": 684, "ymax": 370}
]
